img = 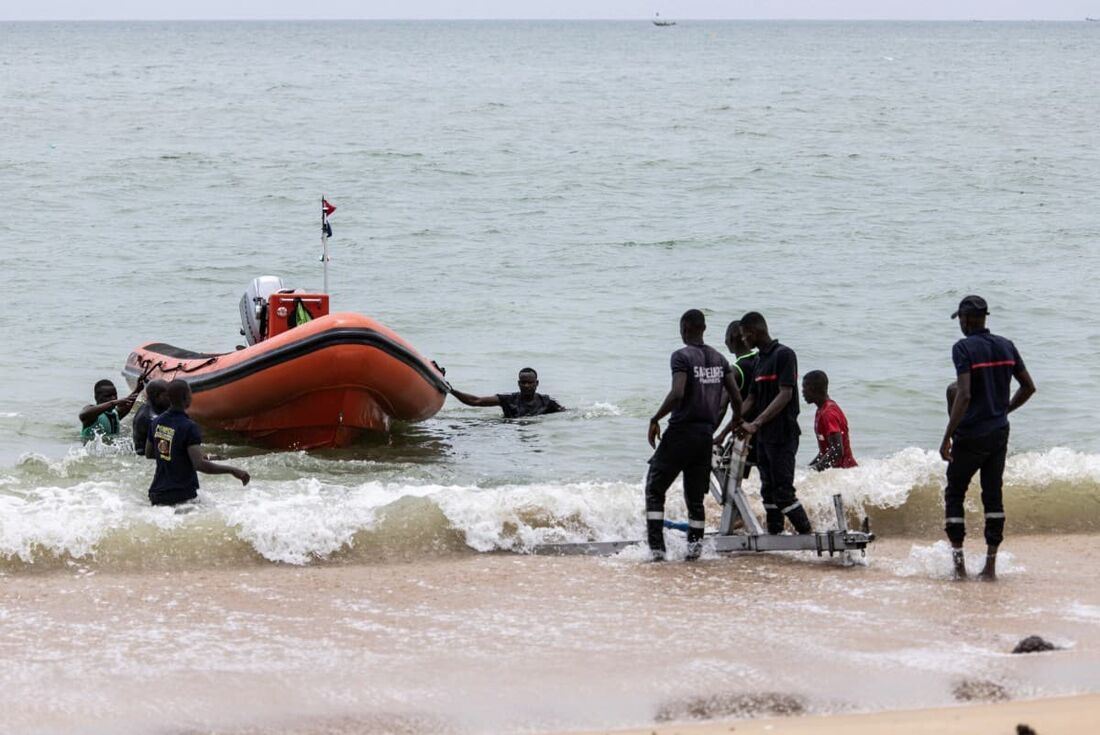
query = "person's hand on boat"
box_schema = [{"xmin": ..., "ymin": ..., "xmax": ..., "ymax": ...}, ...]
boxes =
[
  {"xmin": 647, "ymin": 417, "xmax": 662, "ymax": 449},
  {"xmin": 231, "ymin": 468, "xmax": 250, "ymax": 486}
]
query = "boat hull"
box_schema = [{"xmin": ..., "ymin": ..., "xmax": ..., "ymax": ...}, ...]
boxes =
[{"xmin": 123, "ymin": 312, "xmax": 449, "ymax": 449}]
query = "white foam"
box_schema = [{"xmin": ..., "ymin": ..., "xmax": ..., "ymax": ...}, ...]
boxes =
[
  {"xmin": 433, "ymin": 480, "xmax": 645, "ymax": 551},
  {"xmin": 1005, "ymin": 447, "xmax": 1100, "ymax": 484},
  {"xmin": 789, "ymin": 447, "xmax": 943, "ymax": 516},
  {"xmin": 576, "ymin": 402, "xmax": 623, "ymax": 419},
  {"xmin": 892, "ymin": 540, "xmax": 1024, "ymax": 579},
  {"xmin": 1065, "ymin": 602, "xmax": 1100, "ymax": 624},
  {"xmin": 0, "ymin": 481, "xmax": 134, "ymax": 562},
  {"xmin": 220, "ymin": 478, "xmax": 391, "ymax": 564},
  {"xmin": 1, "ymin": 446, "xmax": 1099, "ymax": 568}
]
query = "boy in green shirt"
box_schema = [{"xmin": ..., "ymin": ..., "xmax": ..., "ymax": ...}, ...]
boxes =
[{"xmin": 79, "ymin": 378, "xmax": 142, "ymax": 444}]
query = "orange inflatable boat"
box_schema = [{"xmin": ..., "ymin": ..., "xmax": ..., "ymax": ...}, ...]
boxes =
[{"xmin": 122, "ymin": 277, "xmax": 448, "ymax": 449}]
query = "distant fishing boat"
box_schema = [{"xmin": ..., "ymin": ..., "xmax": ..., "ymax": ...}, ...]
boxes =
[
  {"xmin": 653, "ymin": 12, "xmax": 676, "ymax": 27},
  {"xmin": 1087, "ymin": 17, "xmax": 1099, "ymax": 21}
]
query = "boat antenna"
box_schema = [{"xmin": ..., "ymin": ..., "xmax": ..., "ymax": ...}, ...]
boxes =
[{"xmin": 321, "ymin": 196, "xmax": 336, "ymax": 293}]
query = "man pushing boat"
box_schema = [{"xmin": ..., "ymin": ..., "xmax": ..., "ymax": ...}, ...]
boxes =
[{"xmin": 450, "ymin": 368, "xmax": 566, "ymax": 418}]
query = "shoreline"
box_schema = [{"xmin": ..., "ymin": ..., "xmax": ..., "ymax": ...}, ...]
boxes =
[
  {"xmin": 4, "ymin": 536, "xmax": 1099, "ymax": 733},
  {"xmin": 565, "ymin": 693, "xmax": 1100, "ymax": 734}
]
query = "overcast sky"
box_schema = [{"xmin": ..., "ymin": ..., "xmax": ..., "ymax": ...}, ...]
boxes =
[{"xmin": 3, "ymin": 1, "xmax": 1098, "ymax": 21}]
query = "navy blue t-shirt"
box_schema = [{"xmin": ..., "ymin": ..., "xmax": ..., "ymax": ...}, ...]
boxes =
[
  {"xmin": 749, "ymin": 339, "xmax": 800, "ymax": 443},
  {"xmin": 952, "ymin": 329, "xmax": 1025, "ymax": 438},
  {"xmin": 668, "ymin": 344, "xmax": 730, "ymax": 429},
  {"xmin": 147, "ymin": 409, "xmax": 202, "ymax": 505}
]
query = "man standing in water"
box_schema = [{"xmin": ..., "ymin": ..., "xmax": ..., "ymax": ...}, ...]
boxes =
[
  {"xmin": 729, "ymin": 312, "xmax": 813, "ymax": 535},
  {"xmin": 450, "ymin": 368, "xmax": 566, "ymax": 418},
  {"xmin": 940, "ymin": 295, "xmax": 1035, "ymax": 580},
  {"xmin": 802, "ymin": 370, "xmax": 858, "ymax": 471},
  {"xmin": 646, "ymin": 310, "xmax": 741, "ymax": 561},
  {"xmin": 145, "ymin": 380, "xmax": 250, "ymax": 506},
  {"xmin": 79, "ymin": 378, "xmax": 143, "ymax": 444}
]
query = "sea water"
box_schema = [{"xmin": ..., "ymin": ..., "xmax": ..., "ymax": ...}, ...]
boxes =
[
  {"xmin": 1, "ymin": 20, "xmax": 1099, "ymax": 733},
  {"xmin": 1, "ymin": 18, "xmax": 1097, "ymax": 567}
]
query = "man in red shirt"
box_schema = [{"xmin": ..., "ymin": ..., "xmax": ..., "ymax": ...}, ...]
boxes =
[{"xmin": 802, "ymin": 371, "xmax": 857, "ymax": 471}]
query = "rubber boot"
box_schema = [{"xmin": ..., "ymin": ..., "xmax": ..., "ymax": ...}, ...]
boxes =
[
  {"xmin": 786, "ymin": 506, "xmax": 813, "ymax": 535},
  {"xmin": 952, "ymin": 547, "xmax": 967, "ymax": 580},
  {"xmin": 978, "ymin": 545, "xmax": 998, "ymax": 581},
  {"xmin": 647, "ymin": 519, "xmax": 666, "ymax": 561},
  {"xmin": 765, "ymin": 509, "xmax": 786, "ymax": 535},
  {"xmin": 685, "ymin": 526, "xmax": 703, "ymax": 561}
]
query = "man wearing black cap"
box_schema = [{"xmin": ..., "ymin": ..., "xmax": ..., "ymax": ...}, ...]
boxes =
[
  {"xmin": 646, "ymin": 309, "xmax": 742, "ymax": 561},
  {"xmin": 940, "ymin": 295, "xmax": 1036, "ymax": 580}
]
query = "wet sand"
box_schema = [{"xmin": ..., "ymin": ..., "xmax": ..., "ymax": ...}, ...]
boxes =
[
  {"xmin": 570, "ymin": 694, "xmax": 1100, "ymax": 734},
  {"xmin": 3, "ymin": 536, "xmax": 1099, "ymax": 733}
]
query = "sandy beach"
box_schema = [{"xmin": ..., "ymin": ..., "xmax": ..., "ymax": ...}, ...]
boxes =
[
  {"xmin": 3, "ymin": 536, "xmax": 1099, "ymax": 733},
  {"xmin": 569, "ymin": 694, "xmax": 1100, "ymax": 734}
]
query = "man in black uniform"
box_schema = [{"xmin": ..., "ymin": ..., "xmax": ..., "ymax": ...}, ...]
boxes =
[
  {"xmin": 940, "ymin": 295, "xmax": 1036, "ymax": 580},
  {"xmin": 450, "ymin": 368, "xmax": 566, "ymax": 418},
  {"xmin": 646, "ymin": 310, "xmax": 741, "ymax": 561},
  {"xmin": 732, "ymin": 311, "xmax": 813, "ymax": 535}
]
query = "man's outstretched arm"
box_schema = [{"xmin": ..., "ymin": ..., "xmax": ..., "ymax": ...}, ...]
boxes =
[
  {"xmin": 450, "ymin": 389, "xmax": 501, "ymax": 408},
  {"xmin": 187, "ymin": 445, "xmax": 250, "ymax": 485}
]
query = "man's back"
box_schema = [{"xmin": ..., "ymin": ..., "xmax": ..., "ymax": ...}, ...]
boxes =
[
  {"xmin": 815, "ymin": 399, "xmax": 857, "ymax": 468},
  {"xmin": 668, "ymin": 343, "xmax": 730, "ymax": 429},
  {"xmin": 952, "ymin": 330, "xmax": 1024, "ymax": 437},
  {"xmin": 148, "ymin": 409, "xmax": 202, "ymax": 505}
]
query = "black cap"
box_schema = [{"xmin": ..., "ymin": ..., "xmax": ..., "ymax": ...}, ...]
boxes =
[{"xmin": 951, "ymin": 295, "xmax": 989, "ymax": 319}]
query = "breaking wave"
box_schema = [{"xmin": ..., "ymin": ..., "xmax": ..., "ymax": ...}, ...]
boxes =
[{"xmin": 1, "ymin": 446, "xmax": 1098, "ymax": 572}]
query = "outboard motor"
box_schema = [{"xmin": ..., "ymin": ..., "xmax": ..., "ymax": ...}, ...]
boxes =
[{"xmin": 239, "ymin": 276, "xmax": 288, "ymax": 345}]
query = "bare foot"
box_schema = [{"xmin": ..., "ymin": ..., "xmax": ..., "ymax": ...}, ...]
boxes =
[{"xmin": 978, "ymin": 555, "xmax": 997, "ymax": 581}]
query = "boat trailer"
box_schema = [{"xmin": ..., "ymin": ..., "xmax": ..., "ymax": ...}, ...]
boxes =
[{"xmin": 533, "ymin": 438, "xmax": 874, "ymax": 561}]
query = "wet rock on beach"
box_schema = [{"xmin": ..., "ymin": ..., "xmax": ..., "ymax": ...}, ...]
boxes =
[{"xmin": 656, "ymin": 692, "xmax": 807, "ymax": 722}]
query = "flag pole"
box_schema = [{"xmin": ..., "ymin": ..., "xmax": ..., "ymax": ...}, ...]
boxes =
[{"xmin": 321, "ymin": 194, "xmax": 330, "ymax": 294}]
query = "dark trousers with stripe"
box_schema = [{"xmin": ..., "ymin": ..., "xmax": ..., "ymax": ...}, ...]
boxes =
[
  {"xmin": 944, "ymin": 426, "xmax": 1009, "ymax": 547},
  {"xmin": 756, "ymin": 437, "xmax": 813, "ymax": 534},
  {"xmin": 645, "ymin": 424, "xmax": 712, "ymax": 552}
]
